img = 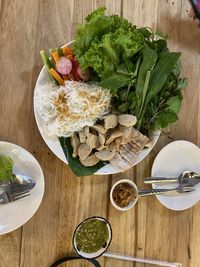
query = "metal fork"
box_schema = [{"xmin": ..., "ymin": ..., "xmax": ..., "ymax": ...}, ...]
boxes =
[
  {"xmin": 0, "ymin": 189, "xmax": 30, "ymax": 204},
  {"xmin": 139, "ymin": 185, "xmax": 195, "ymax": 197}
]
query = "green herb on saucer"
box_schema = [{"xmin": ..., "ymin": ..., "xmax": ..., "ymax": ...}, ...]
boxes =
[{"xmin": 0, "ymin": 155, "xmax": 14, "ymax": 182}]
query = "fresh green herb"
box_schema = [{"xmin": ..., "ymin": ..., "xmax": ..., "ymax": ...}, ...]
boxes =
[
  {"xmin": 73, "ymin": 7, "xmax": 188, "ymax": 135},
  {"xmin": 59, "ymin": 137, "xmax": 106, "ymax": 177},
  {"xmin": 0, "ymin": 155, "xmax": 14, "ymax": 182},
  {"xmin": 73, "ymin": 8, "xmax": 145, "ymax": 80},
  {"xmin": 99, "ymin": 74, "xmax": 131, "ymax": 94},
  {"xmin": 155, "ymin": 28, "xmax": 168, "ymax": 39},
  {"xmin": 136, "ymin": 52, "xmax": 181, "ymax": 130},
  {"xmin": 135, "ymin": 47, "xmax": 158, "ymax": 117}
]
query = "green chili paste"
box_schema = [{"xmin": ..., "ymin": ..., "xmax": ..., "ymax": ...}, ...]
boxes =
[{"xmin": 75, "ymin": 219, "xmax": 109, "ymax": 253}]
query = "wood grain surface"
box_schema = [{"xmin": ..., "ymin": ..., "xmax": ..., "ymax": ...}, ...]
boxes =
[{"xmin": 0, "ymin": 0, "xmax": 200, "ymax": 266}]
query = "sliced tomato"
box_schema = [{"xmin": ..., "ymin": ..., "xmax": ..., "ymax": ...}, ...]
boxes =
[{"xmin": 56, "ymin": 56, "xmax": 72, "ymax": 75}]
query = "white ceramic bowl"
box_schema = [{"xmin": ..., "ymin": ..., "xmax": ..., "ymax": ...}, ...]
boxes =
[
  {"xmin": 34, "ymin": 41, "xmax": 160, "ymax": 175},
  {"xmin": 72, "ymin": 216, "xmax": 112, "ymax": 259},
  {"xmin": 110, "ymin": 179, "xmax": 139, "ymax": 211}
]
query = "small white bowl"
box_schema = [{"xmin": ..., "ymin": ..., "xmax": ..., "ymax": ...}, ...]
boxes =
[
  {"xmin": 110, "ymin": 179, "xmax": 139, "ymax": 211},
  {"xmin": 73, "ymin": 216, "xmax": 112, "ymax": 259}
]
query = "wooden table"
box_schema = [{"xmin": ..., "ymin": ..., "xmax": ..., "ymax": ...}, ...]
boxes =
[{"xmin": 0, "ymin": 0, "xmax": 200, "ymax": 266}]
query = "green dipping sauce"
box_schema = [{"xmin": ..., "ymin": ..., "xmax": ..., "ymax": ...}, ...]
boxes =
[{"xmin": 75, "ymin": 219, "xmax": 109, "ymax": 253}]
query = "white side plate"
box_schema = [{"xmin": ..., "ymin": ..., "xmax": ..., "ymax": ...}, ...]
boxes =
[
  {"xmin": 0, "ymin": 141, "xmax": 44, "ymax": 234},
  {"xmin": 152, "ymin": 140, "xmax": 200, "ymax": 210}
]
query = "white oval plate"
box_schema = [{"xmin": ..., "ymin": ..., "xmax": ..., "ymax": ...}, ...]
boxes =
[
  {"xmin": 151, "ymin": 140, "xmax": 200, "ymax": 211},
  {"xmin": 0, "ymin": 141, "xmax": 44, "ymax": 235},
  {"xmin": 34, "ymin": 41, "xmax": 160, "ymax": 175}
]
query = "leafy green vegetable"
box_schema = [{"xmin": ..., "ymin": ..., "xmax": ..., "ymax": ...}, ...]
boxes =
[
  {"xmin": 85, "ymin": 6, "xmax": 106, "ymax": 22},
  {"xmin": 99, "ymin": 74, "xmax": 131, "ymax": 93},
  {"xmin": 177, "ymin": 78, "xmax": 188, "ymax": 89},
  {"xmin": 135, "ymin": 47, "xmax": 158, "ymax": 117},
  {"xmin": 152, "ymin": 110, "xmax": 178, "ymax": 130},
  {"xmin": 136, "ymin": 52, "xmax": 181, "ymax": 129},
  {"xmin": 145, "ymin": 52, "xmax": 181, "ymax": 104},
  {"xmin": 155, "ymin": 29, "xmax": 168, "ymax": 39},
  {"xmin": 73, "ymin": 7, "xmax": 188, "ymax": 135},
  {"xmin": 73, "ymin": 8, "xmax": 145, "ymax": 79},
  {"xmin": 138, "ymin": 27, "xmax": 153, "ymax": 38},
  {"xmin": 59, "ymin": 137, "xmax": 106, "ymax": 177},
  {"xmin": 0, "ymin": 155, "xmax": 14, "ymax": 182},
  {"xmin": 166, "ymin": 94, "xmax": 183, "ymax": 114}
]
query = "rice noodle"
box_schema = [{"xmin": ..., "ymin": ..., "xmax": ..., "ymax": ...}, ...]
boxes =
[{"xmin": 35, "ymin": 81, "xmax": 111, "ymax": 137}]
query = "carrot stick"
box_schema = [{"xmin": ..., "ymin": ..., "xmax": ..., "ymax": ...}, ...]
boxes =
[
  {"xmin": 52, "ymin": 51, "xmax": 60, "ymax": 63},
  {"xmin": 49, "ymin": 68, "xmax": 64, "ymax": 85},
  {"xmin": 62, "ymin": 47, "xmax": 73, "ymax": 56}
]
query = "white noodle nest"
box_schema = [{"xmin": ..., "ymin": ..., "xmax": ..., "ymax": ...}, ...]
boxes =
[{"xmin": 35, "ymin": 81, "xmax": 111, "ymax": 137}]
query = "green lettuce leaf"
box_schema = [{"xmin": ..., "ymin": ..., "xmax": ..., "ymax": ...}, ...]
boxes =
[
  {"xmin": 99, "ymin": 74, "xmax": 131, "ymax": 92},
  {"xmin": 73, "ymin": 7, "xmax": 187, "ymax": 135},
  {"xmin": 0, "ymin": 155, "xmax": 14, "ymax": 182},
  {"xmin": 73, "ymin": 7, "xmax": 145, "ymax": 79},
  {"xmin": 73, "ymin": 16, "xmax": 112, "ymax": 58},
  {"xmin": 85, "ymin": 6, "xmax": 106, "ymax": 22}
]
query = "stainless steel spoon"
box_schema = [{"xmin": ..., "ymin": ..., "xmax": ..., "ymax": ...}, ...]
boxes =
[{"xmin": 144, "ymin": 171, "xmax": 200, "ymax": 185}]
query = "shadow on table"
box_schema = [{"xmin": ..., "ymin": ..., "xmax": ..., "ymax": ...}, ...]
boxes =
[{"xmin": 161, "ymin": 14, "xmax": 200, "ymax": 54}]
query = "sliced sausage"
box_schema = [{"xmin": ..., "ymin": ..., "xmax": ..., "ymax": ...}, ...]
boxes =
[
  {"xmin": 104, "ymin": 114, "xmax": 118, "ymax": 129},
  {"xmin": 78, "ymin": 143, "xmax": 92, "ymax": 161},
  {"xmin": 80, "ymin": 154, "xmax": 100, "ymax": 167},
  {"xmin": 118, "ymin": 114, "xmax": 137, "ymax": 127}
]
